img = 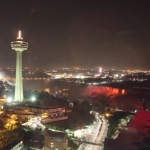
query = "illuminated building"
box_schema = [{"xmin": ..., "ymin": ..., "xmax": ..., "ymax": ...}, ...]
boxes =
[
  {"xmin": 99, "ymin": 66, "xmax": 102, "ymax": 74},
  {"xmin": 4, "ymin": 102, "xmax": 68, "ymax": 123},
  {"xmin": 43, "ymin": 129, "xmax": 68, "ymax": 150},
  {"xmin": 11, "ymin": 31, "xmax": 28, "ymax": 101}
]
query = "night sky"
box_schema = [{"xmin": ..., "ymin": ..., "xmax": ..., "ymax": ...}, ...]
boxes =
[{"xmin": 0, "ymin": 0, "xmax": 150, "ymax": 69}]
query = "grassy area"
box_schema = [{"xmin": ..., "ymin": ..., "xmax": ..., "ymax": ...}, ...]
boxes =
[{"xmin": 107, "ymin": 111, "xmax": 133, "ymax": 138}]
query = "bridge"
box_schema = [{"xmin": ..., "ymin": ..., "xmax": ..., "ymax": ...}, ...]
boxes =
[{"xmin": 72, "ymin": 139, "xmax": 103, "ymax": 146}]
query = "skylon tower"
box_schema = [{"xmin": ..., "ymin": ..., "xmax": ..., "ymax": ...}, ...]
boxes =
[{"xmin": 11, "ymin": 31, "xmax": 28, "ymax": 102}]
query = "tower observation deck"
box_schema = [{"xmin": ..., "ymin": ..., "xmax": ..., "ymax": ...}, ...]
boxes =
[{"xmin": 11, "ymin": 31, "xmax": 28, "ymax": 102}]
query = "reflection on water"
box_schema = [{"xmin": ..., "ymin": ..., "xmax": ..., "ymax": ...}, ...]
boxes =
[
  {"xmin": 23, "ymin": 79, "xmax": 85, "ymax": 100},
  {"xmin": 109, "ymin": 100, "xmax": 135, "ymax": 110},
  {"xmin": 23, "ymin": 79, "xmax": 51, "ymax": 91}
]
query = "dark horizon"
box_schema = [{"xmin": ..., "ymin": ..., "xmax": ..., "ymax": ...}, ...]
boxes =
[{"xmin": 0, "ymin": 0, "xmax": 150, "ymax": 70}]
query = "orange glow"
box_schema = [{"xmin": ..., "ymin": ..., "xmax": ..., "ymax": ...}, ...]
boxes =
[
  {"xmin": 45, "ymin": 88, "xmax": 50, "ymax": 93},
  {"xmin": 105, "ymin": 113, "xmax": 111, "ymax": 117},
  {"xmin": 62, "ymin": 109, "xmax": 65, "ymax": 112},
  {"xmin": 122, "ymin": 89, "xmax": 125, "ymax": 94},
  {"xmin": 41, "ymin": 115, "xmax": 48, "ymax": 118},
  {"xmin": 83, "ymin": 86, "xmax": 125, "ymax": 100},
  {"xmin": 112, "ymin": 88, "xmax": 119, "ymax": 94}
]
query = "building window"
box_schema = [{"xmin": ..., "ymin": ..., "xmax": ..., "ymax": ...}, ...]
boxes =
[{"xmin": 57, "ymin": 138, "xmax": 62, "ymax": 142}]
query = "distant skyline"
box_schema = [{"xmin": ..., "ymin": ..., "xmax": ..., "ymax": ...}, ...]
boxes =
[{"xmin": 0, "ymin": 0, "xmax": 150, "ymax": 69}]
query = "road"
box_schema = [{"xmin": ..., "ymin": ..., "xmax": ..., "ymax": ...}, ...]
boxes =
[
  {"xmin": 78, "ymin": 113, "xmax": 108, "ymax": 150},
  {"xmin": 93, "ymin": 117, "xmax": 108, "ymax": 150}
]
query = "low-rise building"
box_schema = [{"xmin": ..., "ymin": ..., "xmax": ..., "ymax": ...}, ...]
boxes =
[
  {"xmin": 3, "ymin": 102, "xmax": 68, "ymax": 123},
  {"xmin": 43, "ymin": 129, "xmax": 68, "ymax": 150},
  {"xmin": 2, "ymin": 140, "xmax": 28, "ymax": 150}
]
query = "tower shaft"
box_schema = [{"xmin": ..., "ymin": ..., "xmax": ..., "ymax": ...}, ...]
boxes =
[
  {"xmin": 15, "ymin": 51, "xmax": 23, "ymax": 101},
  {"xmin": 11, "ymin": 31, "xmax": 28, "ymax": 102}
]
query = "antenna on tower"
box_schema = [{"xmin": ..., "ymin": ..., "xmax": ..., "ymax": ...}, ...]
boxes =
[{"xmin": 17, "ymin": 30, "xmax": 23, "ymax": 40}]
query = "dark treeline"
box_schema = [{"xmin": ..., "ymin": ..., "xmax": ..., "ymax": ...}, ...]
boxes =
[
  {"xmin": 0, "ymin": 81, "xmax": 5, "ymax": 98},
  {"xmin": 0, "ymin": 81, "xmax": 69, "ymax": 107}
]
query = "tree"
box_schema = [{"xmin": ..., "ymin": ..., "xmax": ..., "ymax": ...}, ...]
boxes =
[
  {"xmin": 0, "ymin": 86, "xmax": 5, "ymax": 98},
  {"xmin": 0, "ymin": 119, "xmax": 5, "ymax": 129}
]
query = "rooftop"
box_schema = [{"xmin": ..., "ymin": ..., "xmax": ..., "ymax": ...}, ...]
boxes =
[
  {"xmin": 20, "ymin": 145, "xmax": 29, "ymax": 150},
  {"xmin": 2, "ymin": 140, "xmax": 23, "ymax": 150},
  {"xmin": 44, "ymin": 129, "xmax": 67, "ymax": 138},
  {"xmin": 4, "ymin": 100, "xmax": 66, "ymax": 110},
  {"xmin": 29, "ymin": 142, "xmax": 44, "ymax": 149}
]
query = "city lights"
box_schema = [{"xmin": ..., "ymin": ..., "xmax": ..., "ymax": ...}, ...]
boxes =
[{"xmin": 0, "ymin": 1, "xmax": 149, "ymax": 150}]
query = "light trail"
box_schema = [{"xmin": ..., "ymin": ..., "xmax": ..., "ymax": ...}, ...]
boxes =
[{"xmin": 78, "ymin": 113, "xmax": 108, "ymax": 150}]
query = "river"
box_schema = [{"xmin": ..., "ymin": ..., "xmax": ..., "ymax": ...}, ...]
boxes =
[
  {"xmin": 22, "ymin": 79, "xmax": 142, "ymax": 111},
  {"xmin": 23, "ymin": 79, "xmax": 86, "ymax": 100}
]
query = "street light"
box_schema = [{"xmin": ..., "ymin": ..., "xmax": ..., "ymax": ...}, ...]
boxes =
[
  {"xmin": 0, "ymin": 73, "xmax": 3, "ymax": 79},
  {"xmin": 31, "ymin": 96, "xmax": 36, "ymax": 101},
  {"xmin": 6, "ymin": 97, "xmax": 12, "ymax": 103},
  {"xmin": 32, "ymin": 123, "xmax": 37, "ymax": 128}
]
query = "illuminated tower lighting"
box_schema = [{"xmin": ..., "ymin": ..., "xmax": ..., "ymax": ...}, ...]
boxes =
[
  {"xmin": 99, "ymin": 66, "xmax": 102, "ymax": 74},
  {"xmin": 11, "ymin": 31, "xmax": 28, "ymax": 102}
]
